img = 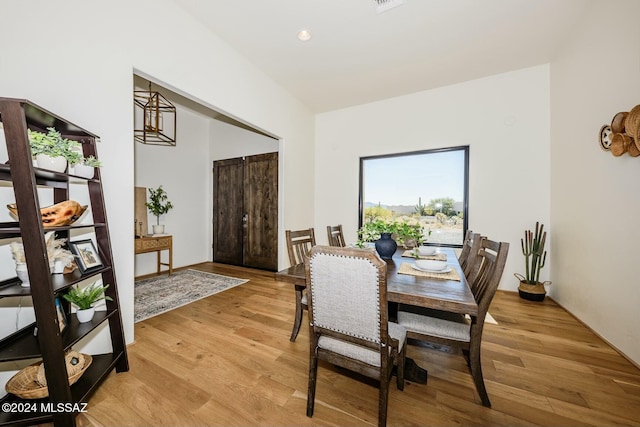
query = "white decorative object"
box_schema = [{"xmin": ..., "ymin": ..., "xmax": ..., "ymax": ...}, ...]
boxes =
[
  {"xmin": 74, "ymin": 164, "xmax": 95, "ymax": 179},
  {"xmin": 35, "ymin": 154, "xmax": 67, "ymax": 173},
  {"xmin": 76, "ymin": 307, "xmax": 95, "ymax": 323},
  {"xmin": 15, "ymin": 263, "xmax": 29, "ymax": 287},
  {"xmin": 53, "ymin": 259, "xmax": 65, "ymax": 274},
  {"xmin": 152, "ymin": 224, "xmax": 165, "ymax": 234}
]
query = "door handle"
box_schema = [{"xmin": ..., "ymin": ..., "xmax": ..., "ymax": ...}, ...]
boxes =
[{"xmin": 242, "ymin": 214, "xmax": 248, "ymax": 227}]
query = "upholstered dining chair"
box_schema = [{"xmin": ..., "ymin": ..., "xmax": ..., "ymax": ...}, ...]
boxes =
[
  {"xmin": 285, "ymin": 228, "xmax": 316, "ymax": 341},
  {"xmin": 397, "ymin": 238, "xmax": 509, "ymax": 407},
  {"xmin": 326, "ymin": 224, "xmax": 346, "ymax": 247},
  {"xmin": 305, "ymin": 245, "xmax": 406, "ymax": 427}
]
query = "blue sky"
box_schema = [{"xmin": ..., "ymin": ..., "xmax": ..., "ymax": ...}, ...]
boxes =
[{"xmin": 363, "ymin": 150, "xmax": 465, "ymax": 206}]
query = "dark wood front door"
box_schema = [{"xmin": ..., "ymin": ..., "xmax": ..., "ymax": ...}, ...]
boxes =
[{"xmin": 212, "ymin": 152, "xmax": 278, "ymax": 270}]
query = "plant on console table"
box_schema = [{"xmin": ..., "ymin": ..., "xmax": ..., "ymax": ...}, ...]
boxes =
[
  {"xmin": 516, "ymin": 222, "xmax": 551, "ymax": 301},
  {"xmin": 63, "ymin": 282, "xmax": 112, "ymax": 323},
  {"xmin": 145, "ymin": 185, "xmax": 173, "ymax": 235}
]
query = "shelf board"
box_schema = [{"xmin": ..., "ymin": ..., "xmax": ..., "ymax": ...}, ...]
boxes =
[
  {"xmin": 0, "ymin": 222, "xmax": 107, "ymax": 238},
  {"xmin": 0, "ymin": 352, "xmax": 124, "ymax": 427},
  {"xmin": 0, "ymin": 163, "xmax": 100, "ymax": 186},
  {"xmin": 0, "ymin": 266, "xmax": 112, "ymax": 298},
  {"xmin": 0, "ymin": 309, "xmax": 117, "ymax": 362}
]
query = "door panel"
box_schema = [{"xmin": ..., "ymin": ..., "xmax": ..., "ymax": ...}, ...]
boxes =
[
  {"xmin": 212, "ymin": 153, "xmax": 278, "ymax": 271},
  {"xmin": 212, "ymin": 158, "xmax": 244, "ymax": 265},
  {"xmin": 243, "ymin": 152, "xmax": 278, "ymax": 270}
]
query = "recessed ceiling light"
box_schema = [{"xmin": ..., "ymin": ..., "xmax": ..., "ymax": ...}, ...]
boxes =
[{"xmin": 297, "ymin": 29, "xmax": 311, "ymax": 42}]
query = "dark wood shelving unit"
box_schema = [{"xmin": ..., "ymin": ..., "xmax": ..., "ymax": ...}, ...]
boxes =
[{"xmin": 0, "ymin": 98, "xmax": 128, "ymax": 427}]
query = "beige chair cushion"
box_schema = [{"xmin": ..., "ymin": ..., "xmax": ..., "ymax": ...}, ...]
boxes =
[
  {"xmin": 397, "ymin": 310, "xmax": 471, "ymax": 342},
  {"xmin": 318, "ymin": 322, "xmax": 406, "ymax": 367}
]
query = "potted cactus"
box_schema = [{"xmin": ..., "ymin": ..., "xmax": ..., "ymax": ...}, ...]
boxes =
[{"xmin": 516, "ymin": 222, "xmax": 551, "ymax": 301}]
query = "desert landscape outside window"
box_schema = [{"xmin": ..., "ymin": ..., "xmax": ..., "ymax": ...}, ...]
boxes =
[{"xmin": 359, "ymin": 146, "xmax": 469, "ymax": 246}]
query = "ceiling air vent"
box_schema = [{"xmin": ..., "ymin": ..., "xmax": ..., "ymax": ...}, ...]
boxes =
[{"xmin": 374, "ymin": 0, "xmax": 404, "ymax": 14}]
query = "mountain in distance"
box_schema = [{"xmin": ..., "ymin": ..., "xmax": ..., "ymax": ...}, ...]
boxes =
[{"xmin": 364, "ymin": 201, "xmax": 463, "ymax": 215}]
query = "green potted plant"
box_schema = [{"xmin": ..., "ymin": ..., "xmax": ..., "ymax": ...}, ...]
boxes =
[
  {"xmin": 28, "ymin": 127, "xmax": 82, "ymax": 173},
  {"xmin": 62, "ymin": 282, "xmax": 112, "ymax": 323},
  {"xmin": 145, "ymin": 185, "xmax": 173, "ymax": 234},
  {"xmin": 74, "ymin": 155, "xmax": 102, "ymax": 179},
  {"xmin": 357, "ymin": 218, "xmax": 427, "ymax": 259},
  {"xmin": 516, "ymin": 222, "xmax": 551, "ymax": 301}
]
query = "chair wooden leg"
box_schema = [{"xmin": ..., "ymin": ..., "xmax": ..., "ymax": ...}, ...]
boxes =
[
  {"xmin": 290, "ymin": 285, "xmax": 304, "ymax": 342},
  {"xmin": 378, "ymin": 369, "xmax": 390, "ymax": 427},
  {"xmin": 396, "ymin": 343, "xmax": 406, "ymax": 391},
  {"xmin": 306, "ymin": 348, "xmax": 318, "ymax": 417},
  {"xmin": 469, "ymin": 341, "xmax": 491, "ymax": 407}
]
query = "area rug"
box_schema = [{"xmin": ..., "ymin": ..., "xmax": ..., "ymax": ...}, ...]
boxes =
[{"xmin": 134, "ymin": 269, "xmax": 248, "ymax": 322}]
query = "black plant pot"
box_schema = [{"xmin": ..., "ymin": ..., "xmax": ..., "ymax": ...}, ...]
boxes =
[
  {"xmin": 375, "ymin": 233, "xmax": 397, "ymax": 259},
  {"xmin": 517, "ymin": 280, "xmax": 546, "ymax": 301}
]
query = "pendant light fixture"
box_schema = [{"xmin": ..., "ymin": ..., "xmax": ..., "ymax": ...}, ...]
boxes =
[{"xmin": 134, "ymin": 83, "xmax": 176, "ymax": 146}]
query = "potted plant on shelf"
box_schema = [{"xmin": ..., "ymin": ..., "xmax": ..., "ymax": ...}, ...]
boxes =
[
  {"xmin": 28, "ymin": 127, "xmax": 82, "ymax": 173},
  {"xmin": 62, "ymin": 282, "xmax": 112, "ymax": 323},
  {"xmin": 74, "ymin": 155, "xmax": 102, "ymax": 179},
  {"xmin": 145, "ymin": 185, "xmax": 173, "ymax": 235},
  {"xmin": 516, "ymin": 222, "xmax": 551, "ymax": 301}
]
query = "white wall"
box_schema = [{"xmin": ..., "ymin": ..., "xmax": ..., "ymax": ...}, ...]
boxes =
[
  {"xmin": 550, "ymin": 0, "xmax": 640, "ymax": 364},
  {"xmin": 315, "ymin": 65, "xmax": 552, "ymax": 291},
  {"xmin": 210, "ymin": 119, "xmax": 279, "ymax": 161},
  {"xmin": 0, "ymin": 0, "xmax": 315, "ymax": 358},
  {"xmin": 134, "ymin": 104, "xmax": 211, "ymax": 277}
]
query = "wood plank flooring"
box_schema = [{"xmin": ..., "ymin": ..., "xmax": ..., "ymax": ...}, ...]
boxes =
[{"xmin": 75, "ymin": 262, "xmax": 640, "ymax": 426}]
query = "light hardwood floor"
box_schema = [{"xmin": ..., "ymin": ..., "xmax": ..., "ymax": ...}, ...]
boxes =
[{"xmin": 75, "ymin": 262, "xmax": 640, "ymax": 426}]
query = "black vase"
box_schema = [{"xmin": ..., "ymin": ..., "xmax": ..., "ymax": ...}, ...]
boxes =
[{"xmin": 375, "ymin": 233, "xmax": 397, "ymax": 259}]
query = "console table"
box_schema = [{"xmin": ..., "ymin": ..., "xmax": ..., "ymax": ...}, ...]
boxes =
[{"xmin": 135, "ymin": 235, "xmax": 173, "ymax": 275}]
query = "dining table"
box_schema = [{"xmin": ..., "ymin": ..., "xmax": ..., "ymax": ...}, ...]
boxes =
[{"xmin": 274, "ymin": 246, "xmax": 479, "ymax": 384}]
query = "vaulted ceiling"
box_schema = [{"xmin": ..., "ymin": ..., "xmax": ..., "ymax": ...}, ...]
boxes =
[{"xmin": 172, "ymin": 0, "xmax": 590, "ymax": 113}]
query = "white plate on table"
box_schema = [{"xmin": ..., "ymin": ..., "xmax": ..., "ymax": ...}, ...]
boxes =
[{"xmin": 411, "ymin": 264, "xmax": 452, "ymax": 274}]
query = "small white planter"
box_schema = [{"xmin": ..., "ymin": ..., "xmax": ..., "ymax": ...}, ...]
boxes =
[
  {"xmin": 53, "ymin": 259, "xmax": 65, "ymax": 274},
  {"xmin": 74, "ymin": 164, "xmax": 95, "ymax": 179},
  {"xmin": 76, "ymin": 307, "xmax": 95, "ymax": 323},
  {"xmin": 152, "ymin": 224, "xmax": 165, "ymax": 234},
  {"xmin": 35, "ymin": 154, "xmax": 67, "ymax": 173},
  {"xmin": 15, "ymin": 263, "xmax": 29, "ymax": 287}
]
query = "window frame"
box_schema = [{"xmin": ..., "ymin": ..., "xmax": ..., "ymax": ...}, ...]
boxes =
[{"xmin": 358, "ymin": 145, "xmax": 469, "ymax": 248}]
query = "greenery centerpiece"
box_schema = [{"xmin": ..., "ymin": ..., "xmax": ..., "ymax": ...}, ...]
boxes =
[
  {"xmin": 28, "ymin": 127, "xmax": 83, "ymax": 172},
  {"xmin": 516, "ymin": 222, "xmax": 551, "ymax": 301},
  {"xmin": 357, "ymin": 218, "xmax": 427, "ymax": 258},
  {"xmin": 145, "ymin": 186, "xmax": 173, "ymax": 234}
]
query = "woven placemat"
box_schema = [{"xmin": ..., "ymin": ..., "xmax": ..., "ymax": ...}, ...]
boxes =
[
  {"xmin": 401, "ymin": 250, "xmax": 447, "ymax": 261},
  {"xmin": 398, "ymin": 262, "xmax": 461, "ymax": 281}
]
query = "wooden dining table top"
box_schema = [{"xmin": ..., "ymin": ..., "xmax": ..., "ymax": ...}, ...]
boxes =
[{"xmin": 274, "ymin": 246, "xmax": 478, "ymax": 317}]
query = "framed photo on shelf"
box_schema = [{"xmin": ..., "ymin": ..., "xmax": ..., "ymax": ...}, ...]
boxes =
[
  {"xmin": 55, "ymin": 297, "xmax": 67, "ymax": 333},
  {"xmin": 69, "ymin": 239, "xmax": 103, "ymax": 273}
]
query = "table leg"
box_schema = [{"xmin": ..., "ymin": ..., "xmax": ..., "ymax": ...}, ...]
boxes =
[
  {"xmin": 404, "ymin": 358, "xmax": 428, "ymax": 384},
  {"xmin": 289, "ymin": 284, "xmax": 305, "ymax": 342}
]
